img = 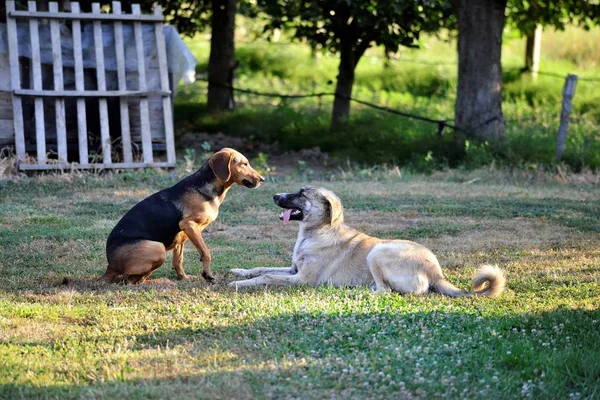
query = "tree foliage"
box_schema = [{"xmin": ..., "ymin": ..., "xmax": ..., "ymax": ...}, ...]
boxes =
[
  {"xmin": 147, "ymin": 0, "xmax": 212, "ymax": 36},
  {"xmin": 108, "ymin": 0, "xmax": 212, "ymax": 37},
  {"xmin": 507, "ymin": 0, "xmax": 600, "ymax": 33},
  {"xmin": 258, "ymin": 0, "xmax": 454, "ymax": 126},
  {"xmin": 259, "ymin": 0, "xmax": 454, "ymax": 57}
]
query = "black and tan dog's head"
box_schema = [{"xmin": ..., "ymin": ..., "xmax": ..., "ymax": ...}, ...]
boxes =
[
  {"xmin": 273, "ymin": 186, "xmax": 344, "ymax": 228},
  {"xmin": 209, "ymin": 148, "xmax": 265, "ymax": 188}
]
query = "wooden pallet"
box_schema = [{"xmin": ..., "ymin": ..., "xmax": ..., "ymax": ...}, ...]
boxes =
[{"xmin": 5, "ymin": 1, "xmax": 176, "ymax": 170}]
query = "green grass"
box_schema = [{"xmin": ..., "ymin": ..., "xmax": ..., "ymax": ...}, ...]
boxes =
[
  {"xmin": 177, "ymin": 26, "xmax": 600, "ymax": 170},
  {"xmin": 1, "ymin": 169, "xmax": 599, "ymax": 398}
]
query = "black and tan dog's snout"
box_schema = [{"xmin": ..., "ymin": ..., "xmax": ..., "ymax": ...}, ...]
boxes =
[
  {"xmin": 255, "ymin": 174, "xmax": 266, "ymax": 185},
  {"xmin": 242, "ymin": 171, "xmax": 265, "ymax": 188}
]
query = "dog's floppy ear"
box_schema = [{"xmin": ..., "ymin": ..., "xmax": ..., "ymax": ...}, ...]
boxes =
[
  {"xmin": 323, "ymin": 190, "xmax": 344, "ymax": 226},
  {"xmin": 209, "ymin": 149, "xmax": 234, "ymax": 181}
]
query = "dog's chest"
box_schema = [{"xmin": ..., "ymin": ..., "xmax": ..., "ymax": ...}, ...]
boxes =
[
  {"xmin": 292, "ymin": 238, "xmax": 314, "ymax": 269},
  {"xmin": 180, "ymin": 191, "xmax": 222, "ymax": 224},
  {"xmin": 292, "ymin": 236, "xmax": 329, "ymax": 278}
]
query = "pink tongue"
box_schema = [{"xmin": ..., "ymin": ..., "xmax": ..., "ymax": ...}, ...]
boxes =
[{"xmin": 283, "ymin": 209, "xmax": 292, "ymax": 225}]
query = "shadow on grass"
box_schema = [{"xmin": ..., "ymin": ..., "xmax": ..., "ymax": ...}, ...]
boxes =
[{"xmin": 2, "ymin": 306, "xmax": 599, "ymax": 399}]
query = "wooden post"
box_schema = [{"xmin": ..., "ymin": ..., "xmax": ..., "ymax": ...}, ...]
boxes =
[
  {"xmin": 92, "ymin": 2, "xmax": 112, "ymax": 164},
  {"xmin": 153, "ymin": 5, "xmax": 175, "ymax": 165},
  {"xmin": 132, "ymin": 4, "xmax": 154, "ymax": 164},
  {"xmin": 71, "ymin": 2, "xmax": 89, "ymax": 166},
  {"xmin": 49, "ymin": 2, "xmax": 68, "ymax": 162},
  {"xmin": 112, "ymin": 1, "xmax": 133, "ymax": 163},
  {"xmin": 525, "ymin": 24, "xmax": 542, "ymax": 79},
  {"xmin": 554, "ymin": 74, "xmax": 578, "ymax": 162},
  {"xmin": 6, "ymin": 1, "xmax": 26, "ymax": 161},
  {"xmin": 28, "ymin": 1, "xmax": 46, "ymax": 163}
]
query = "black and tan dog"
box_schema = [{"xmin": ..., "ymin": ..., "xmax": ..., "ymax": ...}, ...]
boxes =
[
  {"xmin": 230, "ymin": 186, "xmax": 505, "ymax": 297},
  {"xmin": 102, "ymin": 148, "xmax": 264, "ymax": 284}
]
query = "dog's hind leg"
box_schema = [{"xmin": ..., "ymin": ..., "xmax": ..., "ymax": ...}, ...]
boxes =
[
  {"xmin": 370, "ymin": 258, "xmax": 429, "ymax": 294},
  {"xmin": 99, "ymin": 267, "xmax": 120, "ymax": 283},
  {"xmin": 387, "ymin": 273, "xmax": 429, "ymax": 295},
  {"xmin": 127, "ymin": 274, "xmax": 148, "ymax": 284},
  {"xmin": 107, "ymin": 240, "xmax": 167, "ymax": 285},
  {"xmin": 367, "ymin": 246, "xmax": 431, "ymax": 295},
  {"xmin": 369, "ymin": 254, "xmax": 430, "ymax": 294},
  {"xmin": 368, "ymin": 258, "xmax": 391, "ymax": 292}
]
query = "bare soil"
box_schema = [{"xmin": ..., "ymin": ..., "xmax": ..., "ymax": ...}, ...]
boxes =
[{"xmin": 177, "ymin": 132, "xmax": 332, "ymax": 175}]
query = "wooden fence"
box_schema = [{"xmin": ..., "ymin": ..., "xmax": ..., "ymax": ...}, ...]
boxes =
[{"xmin": 5, "ymin": 1, "xmax": 176, "ymax": 170}]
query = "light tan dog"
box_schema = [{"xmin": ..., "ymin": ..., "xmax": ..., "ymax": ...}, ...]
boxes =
[{"xmin": 230, "ymin": 186, "xmax": 505, "ymax": 297}]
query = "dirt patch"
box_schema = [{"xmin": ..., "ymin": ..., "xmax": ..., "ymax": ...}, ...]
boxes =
[
  {"xmin": 18, "ymin": 239, "xmax": 92, "ymax": 262},
  {"xmin": 32, "ymin": 196, "xmax": 75, "ymax": 211},
  {"xmin": 0, "ymin": 317, "xmax": 70, "ymax": 344},
  {"xmin": 422, "ymin": 218, "xmax": 591, "ymax": 254},
  {"xmin": 178, "ymin": 132, "xmax": 330, "ymax": 175}
]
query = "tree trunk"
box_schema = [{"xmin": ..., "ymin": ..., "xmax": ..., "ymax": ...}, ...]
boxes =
[
  {"xmin": 331, "ymin": 44, "xmax": 357, "ymax": 129},
  {"xmin": 207, "ymin": 0, "xmax": 237, "ymax": 113},
  {"xmin": 454, "ymin": 0, "xmax": 507, "ymax": 145},
  {"xmin": 524, "ymin": 24, "xmax": 542, "ymax": 75}
]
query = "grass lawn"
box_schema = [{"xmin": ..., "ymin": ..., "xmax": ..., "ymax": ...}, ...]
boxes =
[{"xmin": 1, "ymin": 169, "xmax": 599, "ymax": 398}]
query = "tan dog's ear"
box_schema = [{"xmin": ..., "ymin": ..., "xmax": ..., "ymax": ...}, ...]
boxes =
[
  {"xmin": 209, "ymin": 150, "xmax": 234, "ymax": 181},
  {"xmin": 324, "ymin": 191, "xmax": 344, "ymax": 226}
]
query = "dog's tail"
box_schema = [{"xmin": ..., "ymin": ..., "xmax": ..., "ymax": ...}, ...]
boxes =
[{"xmin": 431, "ymin": 265, "xmax": 506, "ymax": 298}]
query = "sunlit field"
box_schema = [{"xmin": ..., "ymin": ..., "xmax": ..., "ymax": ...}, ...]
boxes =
[
  {"xmin": 1, "ymin": 167, "xmax": 599, "ymax": 398},
  {"xmin": 1, "ymin": 18, "xmax": 599, "ymax": 400}
]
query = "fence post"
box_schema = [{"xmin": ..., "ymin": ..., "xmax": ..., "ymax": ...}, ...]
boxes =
[
  {"xmin": 554, "ymin": 74, "xmax": 578, "ymax": 162},
  {"xmin": 525, "ymin": 24, "xmax": 542, "ymax": 79}
]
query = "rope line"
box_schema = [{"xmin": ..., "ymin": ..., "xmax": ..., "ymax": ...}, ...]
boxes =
[
  {"xmin": 194, "ymin": 77, "xmax": 504, "ymax": 137},
  {"xmin": 536, "ymin": 70, "xmax": 600, "ymax": 82}
]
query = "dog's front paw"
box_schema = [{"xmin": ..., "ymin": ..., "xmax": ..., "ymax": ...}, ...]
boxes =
[
  {"xmin": 201, "ymin": 271, "xmax": 216, "ymax": 283},
  {"xmin": 230, "ymin": 268, "xmax": 249, "ymax": 277},
  {"xmin": 177, "ymin": 274, "xmax": 196, "ymax": 281}
]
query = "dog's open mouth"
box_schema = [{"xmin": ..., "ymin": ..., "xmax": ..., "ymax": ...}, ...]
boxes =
[{"xmin": 279, "ymin": 208, "xmax": 303, "ymax": 225}]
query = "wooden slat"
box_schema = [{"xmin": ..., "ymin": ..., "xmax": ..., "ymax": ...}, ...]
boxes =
[
  {"xmin": 49, "ymin": 2, "xmax": 68, "ymax": 162},
  {"xmin": 0, "ymin": 108, "xmax": 14, "ymax": 120},
  {"xmin": 19, "ymin": 161, "xmax": 176, "ymax": 171},
  {"xmin": 9, "ymin": 10, "xmax": 164, "ymax": 22},
  {"xmin": 153, "ymin": 5, "xmax": 175, "ymax": 165},
  {"xmin": 14, "ymin": 89, "xmax": 171, "ymax": 98},
  {"xmin": 132, "ymin": 4, "xmax": 153, "ymax": 163},
  {"xmin": 28, "ymin": 1, "xmax": 46, "ymax": 163},
  {"xmin": 112, "ymin": 1, "xmax": 133, "ymax": 163},
  {"xmin": 0, "ymin": 96, "xmax": 14, "ymax": 107},
  {"xmin": 5, "ymin": 1, "xmax": 26, "ymax": 160},
  {"xmin": 0, "ymin": 120, "xmax": 16, "ymax": 144},
  {"xmin": 92, "ymin": 2, "xmax": 112, "ymax": 164},
  {"xmin": 71, "ymin": 2, "xmax": 89, "ymax": 166}
]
